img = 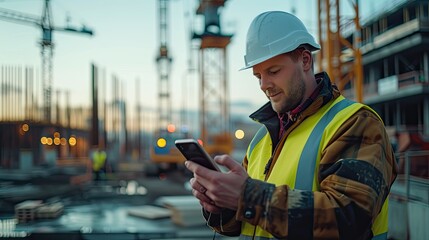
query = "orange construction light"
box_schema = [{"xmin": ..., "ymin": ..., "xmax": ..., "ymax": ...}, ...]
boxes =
[
  {"xmin": 69, "ymin": 136, "xmax": 77, "ymax": 146},
  {"xmin": 167, "ymin": 124, "xmax": 176, "ymax": 133},
  {"xmin": 22, "ymin": 123, "xmax": 29, "ymax": 132}
]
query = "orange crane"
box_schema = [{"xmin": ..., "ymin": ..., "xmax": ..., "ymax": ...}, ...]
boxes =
[
  {"xmin": 316, "ymin": 0, "xmax": 363, "ymax": 102},
  {"xmin": 193, "ymin": 0, "xmax": 234, "ymax": 155},
  {"xmin": 0, "ymin": 0, "xmax": 93, "ymax": 123}
]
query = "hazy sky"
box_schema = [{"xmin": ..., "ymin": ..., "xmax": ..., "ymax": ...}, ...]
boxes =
[{"xmin": 0, "ymin": 0, "xmax": 388, "ymax": 123}]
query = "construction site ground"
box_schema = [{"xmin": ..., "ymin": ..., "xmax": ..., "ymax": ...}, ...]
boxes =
[{"xmin": 0, "ymin": 166, "xmax": 236, "ymax": 240}]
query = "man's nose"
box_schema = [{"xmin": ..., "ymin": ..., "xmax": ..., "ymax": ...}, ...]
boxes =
[{"xmin": 259, "ymin": 76, "xmax": 272, "ymax": 92}]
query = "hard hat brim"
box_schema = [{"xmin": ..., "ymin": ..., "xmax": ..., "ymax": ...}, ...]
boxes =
[{"xmin": 239, "ymin": 43, "xmax": 321, "ymax": 71}]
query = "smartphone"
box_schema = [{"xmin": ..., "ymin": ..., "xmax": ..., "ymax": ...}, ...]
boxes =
[{"xmin": 175, "ymin": 139, "xmax": 221, "ymax": 171}]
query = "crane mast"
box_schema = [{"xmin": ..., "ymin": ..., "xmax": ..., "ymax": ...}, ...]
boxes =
[
  {"xmin": 150, "ymin": 0, "xmax": 187, "ymax": 167},
  {"xmin": 0, "ymin": 0, "xmax": 93, "ymax": 123},
  {"xmin": 156, "ymin": 0, "xmax": 172, "ymax": 132},
  {"xmin": 193, "ymin": 0, "xmax": 233, "ymax": 154},
  {"xmin": 41, "ymin": 0, "xmax": 54, "ymax": 123}
]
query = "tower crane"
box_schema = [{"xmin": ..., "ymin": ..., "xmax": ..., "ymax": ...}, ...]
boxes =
[
  {"xmin": 193, "ymin": 0, "xmax": 233, "ymax": 155},
  {"xmin": 0, "ymin": 0, "xmax": 94, "ymax": 123},
  {"xmin": 317, "ymin": 0, "xmax": 363, "ymax": 102},
  {"xmin": 156, "ymin": 0, "xmax": 172, "ymax": 134},
  {"xmin": 150, "ymin": 0, "xmax": 187, "ymax": 167}
]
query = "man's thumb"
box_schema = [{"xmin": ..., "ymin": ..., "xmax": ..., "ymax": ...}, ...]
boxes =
[{"xmin": 215, "ymin": 155, "xmax": 240, "ymax": 171}]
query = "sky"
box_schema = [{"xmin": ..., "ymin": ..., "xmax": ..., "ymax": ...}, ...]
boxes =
[{"xmin": 0, "ymin": 0, "xmax": 389, "ymax": 127}]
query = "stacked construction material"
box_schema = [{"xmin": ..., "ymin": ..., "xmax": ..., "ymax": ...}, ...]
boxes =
[
  {"xmin": 36, "ymin": 202, "xmax": 64, "ymax": 219},
  {"xmin": 157, "ymin": 195, "xmax": 205, "ymax": 227},
  {"xmin": 128, "ymin": 205, "xmax": 171, "ymax": 220},
  {"xmin": 15, "ymin": 200, "xmax": 63, "ymax": 223},
  {"xmin": 15, "ymin": 200, "xmax": 43, "ymax": 223}
]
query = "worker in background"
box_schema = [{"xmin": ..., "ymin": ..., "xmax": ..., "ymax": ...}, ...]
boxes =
[
  {"xmin": 185, "ymin": 11, "xmax": 397, "ymax": 239},
  {"xmin": 92, "ymin": 147, "xmax": 107, "ymax": 181}
]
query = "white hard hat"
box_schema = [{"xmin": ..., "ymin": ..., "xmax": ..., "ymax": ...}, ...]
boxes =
[{"xmin": 241, "ymin": 11, "xmax": 320, "ymax": 70}]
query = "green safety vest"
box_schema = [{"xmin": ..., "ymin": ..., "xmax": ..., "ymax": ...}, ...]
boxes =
[{"xmin": 242, "ymin": 96, "xmax": 388, "ymax": 240}]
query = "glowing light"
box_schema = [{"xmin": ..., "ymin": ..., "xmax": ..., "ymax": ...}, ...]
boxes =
[
  {"xmin": 22, "ymin": 124, "xmax": 29, "ymax": 132},
  {"xmin": 54, "ymin": 137, "xmax": 61, "ymax": 145},
  {"xmin": 197, "ymin": 139, "xmax": 203, "ymax": 146},
  {"xmin": 54, "ymin": 132, "xmax": 60, "ymax": 138},
  {"xmin": 167, "ymin": 124, "xmax": 176, "ymax": 133},
  {"xmin": 60, "ymin": 138, "xmax": 67, "ymax": 146},
  {"xmin": 47, "ymin": 138, "xmax": 53, "ymax": 145},
  {"xmin": 41, "ymin": 137, "xmax": 47, "ymax": 145},
  {"xmin": 157, "ymin": 138, "xmax": 167, "ymax": 148},
  {"xmin": 69, "ymin": 137, "xmax": 77, "ymax": 146},
  {"xmin": 235, "ymin": 129, "xmax": 245, "ymax": 139}
]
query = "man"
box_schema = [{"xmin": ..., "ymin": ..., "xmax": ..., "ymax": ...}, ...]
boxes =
[
  {"xmin": 92, "ymin": 147, "xmax": 107, "ymax": 181},
  {"xmin": 185, "ymin": 11, "xmax": 397, "ymax": 239}
]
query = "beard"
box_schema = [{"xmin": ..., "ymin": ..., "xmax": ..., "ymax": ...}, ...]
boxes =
[{"xmin": 271, "ymin": 74, "xmax": 306, "ymax": 114}]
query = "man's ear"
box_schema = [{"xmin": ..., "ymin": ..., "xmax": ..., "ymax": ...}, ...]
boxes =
[{"xmin": 302, "ymin": 50, "xmax": 312, "ymax": 71}]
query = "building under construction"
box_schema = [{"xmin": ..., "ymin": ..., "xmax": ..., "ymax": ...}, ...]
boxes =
[
  {"xmin": 319, "ymin": 0, "xmax": 429, "ymax": 149},
  {"xmin": 318, "ymin": 0, "xmax": 429, "ymax": 239}
]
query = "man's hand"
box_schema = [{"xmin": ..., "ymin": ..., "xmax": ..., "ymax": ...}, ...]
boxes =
[{"xmin": 185, "ymin": 154, "xmax": 248, "ymax": 213}]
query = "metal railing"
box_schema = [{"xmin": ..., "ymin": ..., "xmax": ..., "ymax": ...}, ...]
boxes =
[{"xmin": 389, "ymin": 150, "xmax": 429, "ymax": 240}]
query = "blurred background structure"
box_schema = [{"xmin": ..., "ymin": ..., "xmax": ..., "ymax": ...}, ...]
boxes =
[{"xmin": 0, "ymin": 0, "xmax": 429, "ymax": 239}]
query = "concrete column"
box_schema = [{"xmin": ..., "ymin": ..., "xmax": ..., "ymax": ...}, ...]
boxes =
[
  {"xmin": 383, "ymin": 59, "xmax": 389, "ymax": 78},
  {"xmin": 369, "ymin": 67, "xmax": 376, "ymax": 95},
  {"xmin": 395, "ymin": 101, "xmax": 401, "ymax": 130},
  {"xmin": 424, "ymin": 51, "xmax": 428, "ymax": 83},
  {"xmin": 424, "ymin": 98, "xmax": 429, "ymax": 135},
  {"xmin": 394, "ymin": 55, "xmax": 399, "ymax": 75},
  {"xmin": 384, "ymin": 104, "xmax": 390, "ymax": 126}
]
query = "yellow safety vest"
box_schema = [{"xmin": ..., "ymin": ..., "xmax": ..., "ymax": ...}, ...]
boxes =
[
  {"xmin": 242, "ymin": 96, "xmax": 388, "ymax": 240},
  {"xmin": 93, "ymin": 150, "xmax": 107, "ymax": 171}
]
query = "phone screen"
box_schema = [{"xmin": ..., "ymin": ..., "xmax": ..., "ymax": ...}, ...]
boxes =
[{"xmin": 175, "ymin": 140, "xmax": 220, "ymax": 171}]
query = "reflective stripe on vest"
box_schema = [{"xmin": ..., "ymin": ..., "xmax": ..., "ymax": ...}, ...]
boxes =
[
  {"xmin": 372, "ymin": 232, "xmax": 387, "ymax": 240},
  {"xmin": 295, "ymin": 98, "xmax": 354, "ymax": 190},
  {"xmin": 247, "ymin": 126, "xmax": 268, "ymax": 160},
  {"xmin": 242, "ymin": 96, "xmax": 388, "ymax": 239}
]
